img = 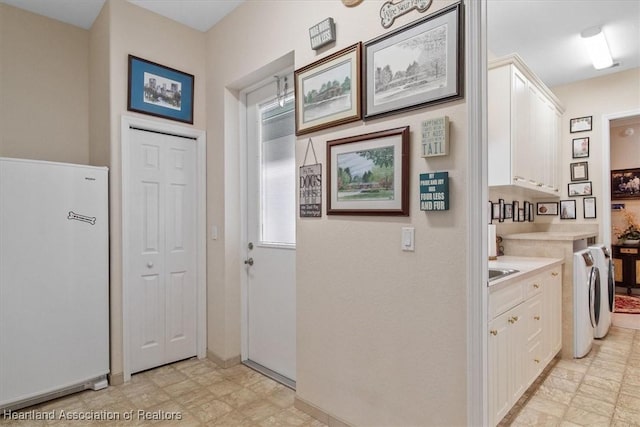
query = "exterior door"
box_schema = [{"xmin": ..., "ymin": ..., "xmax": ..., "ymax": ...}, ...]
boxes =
[
  {"xmin": 244, "ymin": 76, "xmax": 296, "ymax": 385},
  {"xmin": 127, "ymin": 128, "xmax": 197, "ymax": 374}
]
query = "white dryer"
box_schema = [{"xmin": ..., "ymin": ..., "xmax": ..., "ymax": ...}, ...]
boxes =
[
  {"xmin": 573, "ymin": 249, "xmax": 600, "ymax": 358},
  {"xmin": 589, "ymin": 244, "xmax": 613, "ymax": 338}
]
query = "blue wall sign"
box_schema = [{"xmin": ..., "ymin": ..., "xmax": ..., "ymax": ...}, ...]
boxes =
[{"xmin": 419, "ymin": 172, "xmax": 449, "ymax": 211}]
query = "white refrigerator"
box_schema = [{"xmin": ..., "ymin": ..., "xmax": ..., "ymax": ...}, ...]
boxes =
[{"xmin": 0, "ymin": 157, "xmax": 109, "ymax": 410}]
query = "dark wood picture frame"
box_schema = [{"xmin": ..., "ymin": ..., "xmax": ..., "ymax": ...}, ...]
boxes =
[
  {"xmin": 570, "ymin": 161, "xmax": 589, "ymax": 181},
  {"xmin": 611, "ymin": 168, "xmax": 640, "ymax": 200},
  {"xmin": 327, "ymin": 126, "xmax": 409, "ymax": 216}
]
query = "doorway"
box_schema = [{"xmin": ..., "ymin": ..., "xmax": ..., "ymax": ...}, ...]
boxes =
[
  {"xmin": 121, "ymin": 116, "xmax": 207, "ymax": 380},
  {"xmin": 241, "ymin": 74, "xmax": 296, "ymax": 388}
]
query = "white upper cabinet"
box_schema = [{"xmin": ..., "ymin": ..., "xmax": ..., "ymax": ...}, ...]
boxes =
[{"xmin": 488, "ymin": 54, "xmax": 565, "ymax": 197}]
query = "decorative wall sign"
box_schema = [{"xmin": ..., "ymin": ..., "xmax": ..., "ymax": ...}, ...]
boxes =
[
  {"xmin": 419, "ymin": 171, "xmax": 449, "ymax": 211},
  {"xmin": 364, "ymin": 3, "xmax": 464, "ymax": 119},
  {"xmin": 380, "ymin": 0, "xmax": 434, "ymax": 28},
  {"xmin": 127, "ymin": 55, "xmax": 194, "ymax": 124},
  {"xmin": 300, "ymin": 139, "xmax": 322, "ymax": 217},
  {"xmin": 309, "ymin": 18, "xmax": 336, "ymax": 50},
  {"xmin": 421, "ymin": 116, "xmax": 449, "ymax": 157}
]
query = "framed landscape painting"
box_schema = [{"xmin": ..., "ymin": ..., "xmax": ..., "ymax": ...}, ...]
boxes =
[
  {"xmin": 363, "ymin": 3, "xmax": 464, "ymax": 119},
  {"xmin": 294, "ymin": 43, "xmax": 362, "ymax": 135},
  {"xmin": 327, "ymin": 126, "xmax": 409, "ymax": 215},
  {"xmin": 127, "ymin": 55, "xmax": 194, "ymax": 124}
]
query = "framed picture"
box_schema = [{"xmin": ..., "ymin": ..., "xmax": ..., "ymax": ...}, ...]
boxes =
[
  {"xmin": 568, "ymin": 181, "xmax": 592, "ymax": 197},
  {"xmin": 503, "ymin": 202, "xmax": 513, "ymax": 220},
  {"xmin": 294, "ymin": 43, "xmax": 362, "ymax": 135},
  {"xmin": 498, "ymin": 199, "xmax": 505, "ymax": 223},
  {"xmin": 560, "ymin": 200, "xmax": 577, "ymax": 220},
  {"xmin": 583, "ymin": 197, "xmax": 597, "ymax": 219},
  {"xmin": 523, "ymin": 201, "xmax": 531, "ymax": 221},
  {"xmin": 491, "ymin": 202, "xmax": 501, "ymax": 221},
  {"xmin": 536, "ymin": 202, "xmax": 558, "ymax": 216},
  {"xmin": 518, "ymin": 208, "xmax": 525, "ymax": 222},
  {"xmin": 363, "ymin": 3, "xmax": 463, "ymax": 119},
  {"xmin": 528, "ymin": 202, "xmax": 534, "ymax": 222},
  {"xmin": 127, "ymin": 55, "xmax": 194, "ymax": 124},
  {"xmin": 570, "ymin": 116, "xmax": 592, "ymax": 133},
  {"xmin": 570, "ymin": 161, "xmax": 589, "ymax": 181},
  {"xmin": 327, "ymin": 126, "xmax": 409, "ymax": 215},
  {"xmin": 512, "ymin": 201, "xmax": 519, "ymax": 222},
  {"xmin": 572, "ymin": 137, "xmax": 590, "ymax": 158},
  {"xmin": 611, "ymin": 168, "xmax": 640, "ymax": 200}
]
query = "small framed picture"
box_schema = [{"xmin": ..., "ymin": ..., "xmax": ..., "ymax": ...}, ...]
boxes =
[
  {"xmin": 528, "ymin": 202, "xmax": 534, "ymax": 222},
  {"xmin": 570, "ymin": 161, "xmax": 589, "ymax": 181},
  {"xmin": 498, "ymin": 199, "xmax": 505, "ymax": 223},
  {"xmin": 492, "ymin": 202, "xmax": 501, "ymax": 221},
  {"xmin": 518, "ymin": 208, "xmax": 525, "ymax": 222},
  {"xmin": 568, "ymin": 181, "xmax": 592, "ymax": 197},
  {"xmin": 127, "ymin": 55, "xmax": 195, "ymax": 124},
  {"xmin": 572, "ymin": 137, "xmax": 590, "ymax": 158},
  {"xmin": 488, "ymin": 201, "xmax": 493, "ymax": 224},
  {"xmin": 523, "ymin": 201, "xmax": 530, "ymax": 221},
  {"xmin": 503, "ymin": 202, "xmax": 513, "ymax": 220},
  {"xmin": 583, "ymin": 197, "xmax": 597, "ymax": 219},
  {"xmin": 570, "ymin": 116, "xmax": 592, "ymax": 133},
  {"xmin": 560, "ymin": 200, "xmax": 577, "ymax": 220},
  {"xmin": 537, "ymin": 202, "xmax": 558, "ymax": 216},
  {"xmin": 512, "ymin": 201, "xmax": 519, "ymax": 222}
]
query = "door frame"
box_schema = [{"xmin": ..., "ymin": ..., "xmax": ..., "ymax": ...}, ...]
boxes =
[
  {"xmin": 120, "ymin": 114, "xmax": 207, "ymax": 381},
  {"xmin": 601, "ymin": 108, "xmax": 640, "ymax": 248},
  {"xmin": 238, "ymin": 68, "xmax": 294, "ymax": 364}
]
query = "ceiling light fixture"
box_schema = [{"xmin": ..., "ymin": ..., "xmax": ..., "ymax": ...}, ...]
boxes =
[{"xmin": 581, "ymin": 26, "xmax": 614, "ymax": 70}]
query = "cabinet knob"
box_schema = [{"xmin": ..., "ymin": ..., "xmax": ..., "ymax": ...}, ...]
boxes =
[
  {"xmin": 534, "ymin": 315, "xmax": 540, "ymax": 321},
  {"xmin": 534, "ymin": 358, "xmax": 540, "ymax": 364},
  {"xmin": 512, "ymin": 316, "xmax": 519, "ymax": 322},
  {"xmin": 533, "ymin": 283, "xmax": 540, "ymax": 289},
  {"xmin": 490, "ymin": 330, "xmax": 498, "ymax": 336},
  {"xmin": 552, "ymin": 272, "xmax": 559, "ymax": 277}
]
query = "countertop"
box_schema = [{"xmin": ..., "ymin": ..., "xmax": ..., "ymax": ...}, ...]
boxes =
[
  {"xmin": 488, "ymin": 255, "xmax": 563, "ymax": 288},
  {"xmin": 501, "ymin": 231, "xmax": 597, "ymax": 241}
]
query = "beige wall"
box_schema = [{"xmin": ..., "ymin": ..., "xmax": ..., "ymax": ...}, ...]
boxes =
[
  {"xmin": 206, "ymin": 1, "xmax": 469, "ymax": 425},
  {"xmin": 0, "ymin": 4, "xmax": 89, "ymax": 164},
  {"xmin": 551, "ymin": 68, "xmax": 640, "ymax": 240},
  {"xmin": 90, "ymin": 0, "xmax": 207, "ymax": 379}
]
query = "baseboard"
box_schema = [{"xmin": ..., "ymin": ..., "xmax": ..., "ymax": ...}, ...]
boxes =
[
  {"xmin": 294, "ymin": 396, "xmax": 352, "ymax": 427},
  {"xmin": 206, "ymin": 350, "xmax": 241, "ymax": 368},
  {"xmin": 108, "ymin": 372, "xmax": 124, "ymax": 386}
]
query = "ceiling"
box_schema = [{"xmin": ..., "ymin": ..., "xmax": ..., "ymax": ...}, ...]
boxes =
[{"xmin": 1, "ymin": 0, "xmax": 638, "ymax": 87}]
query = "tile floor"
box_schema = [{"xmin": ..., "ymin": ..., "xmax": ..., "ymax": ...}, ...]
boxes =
[
  {"xmin": 3, "ymin": 327, "xmax": 640, "ymax": 426},
  {"xmin": 1, "ymin": 358, "xmax": 326, "ymax": 426},
  {"xmin": 501, "ymin": 326, "xmax": 640, "ymax": 426}
]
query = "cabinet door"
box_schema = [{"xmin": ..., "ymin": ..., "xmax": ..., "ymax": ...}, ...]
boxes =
[
  {"xmin": 544, "ymin": 267, "xmax": 562, "ymax": 358},
  {"xmin": 489, "ymin": 311, "xmax": 512, "ymax": 426},
  {"xmin": 512, "ymin": 68, "xmax": 531, "ymax": 183},
  {"xmin": 525, "ymin": 293, "xmax": 544, "ymax": 382},
  {"xmin": 509, "ymin": 304, "xmax": 527, "ymax": 404}
]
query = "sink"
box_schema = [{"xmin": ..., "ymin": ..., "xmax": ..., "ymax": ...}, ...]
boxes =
[{"xmin": 489, "ymin": 268, "xmax": 519, "ymax": 281}]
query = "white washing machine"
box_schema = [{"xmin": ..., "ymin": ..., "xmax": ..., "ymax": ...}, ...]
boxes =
[
  {"xmin": 573, "ymin": 249, "xmax": 600, "ymax": 358},
  {"xmin": 589, "ymin": 244, "xmax": 613, "ymax": 338}
]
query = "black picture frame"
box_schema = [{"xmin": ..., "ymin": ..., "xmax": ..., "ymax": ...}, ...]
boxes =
[
  {"xmin": 363, "ymin": 2, "xmax": 464, "ymax": 119},
  {"xmin": 570, "ymin": 161, "xmax": 589, "ymax": 181},
  {"xmin": 568, "ymin": 181, "xmax": 592, "ymax": 197},
  {"xmin": 528, "ymin": 202, "xmax": 534, "ymax": 222},
  {"xmin": 537, "ymin": 202, "xmax": 558, "ymax": 216},
  {"xmin": 503, "ymin": 202, "xmax": 513, "ymax": 220},
  {"xmin": 127, "ymin": 55, "xmax": 194, "ymax": 124},
  {"xmin": 583, "ymin": 197, "xmax": 597, "ymax": 219},
  {"xmin": 560, "ymin": 200, "xmax": 577, "ymax": 220},
  {"xmin": 512, "ymin": 201, "xmax": 519, "ymax": 222},
  {"xmin": 572, "ymin": 137, "xmax": 590, "ymax": 158},
  {"xmin": 611, "ymin": 168, "xmax": 640, "ymax": 200},
  {"xmin": 570, "ymin": 116, "xmax": 592, "ymax": 133}
]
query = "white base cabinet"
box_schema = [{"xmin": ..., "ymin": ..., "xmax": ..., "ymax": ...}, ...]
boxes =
[{"xmin": 488, "ymin": 264, "xmax": 563, "ymax": 426}]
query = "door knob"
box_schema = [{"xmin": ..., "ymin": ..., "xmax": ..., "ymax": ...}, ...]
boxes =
[
  {"xmin": 244, "ymin": 258, "xmax": 254, "ymax": 266},
  {"xmin": 147, "ymin": 261, "xmax": 154, "ymax": 268}
]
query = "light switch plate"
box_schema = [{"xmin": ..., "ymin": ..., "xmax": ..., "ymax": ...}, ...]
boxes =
[{"xmin": 402, "ymin": 227, "xmax": 415, "ymax": 251}]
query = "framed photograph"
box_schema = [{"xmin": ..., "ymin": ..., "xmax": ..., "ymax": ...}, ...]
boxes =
[
  {"xmin": 523, "ymin": 201, "xmax": 531, "ymax": 221},
  {"xmin": 560, "ymin": 200, "xmax": 577, "ymax": 220},
  {"xmin": 363, "ymin": 3, "xmax": 463, "ymax": 119},
  {"xmin": 327, "ymin": 126, "xmax": 409, "ymax": 215},
  {"xmin": 570, "ymin": 116, "xmax": 592, "ymax": 133},
  {"xmin": 572, "ymin": 137, "xmax": 590, "ymax": 158},
  {"xmin": 611, "ymin": 168, "xmax": 640, "ymax": 200},
  {"xmin": 583, "ymin": 197, "xmax": 597, "ymax": 219},
  {"xmin": 512, "ymin": 201, "xmax": 519, "ymax": 222},
  {"xmin": 570, "ymin": 161, "xmax": 589, "ymax": 181},
  {"xmin": 498, "ymin": 199, "xmax": 505, "ymax": 223},
  {"xmin": 294, "ymin": 43, "xmax": 362, "ymax": 135},
  {"xmin": 127, "ymin": 55, "xmax": 194, "ymax": 124},
  {"xmin": 492, "ymin": 202, "xmax": 501, "ymax": 221},
  {"xmin": 503, "ymin": 202, "xmax": 513, "ymax": 220},
  {"xmin": 536, "ymin": 202, "xmax": 558, "ymax": 216},
  {"xmin": 568, "ymin": 181, "xmax": 592, "ymax": 197},
  {"xmin": 518, "ymin": 208, "xmax": 525, "ymax": 222},
  {"xmin": 528, "ymin": 202, "xmax": 534, "ymax": 222}
]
